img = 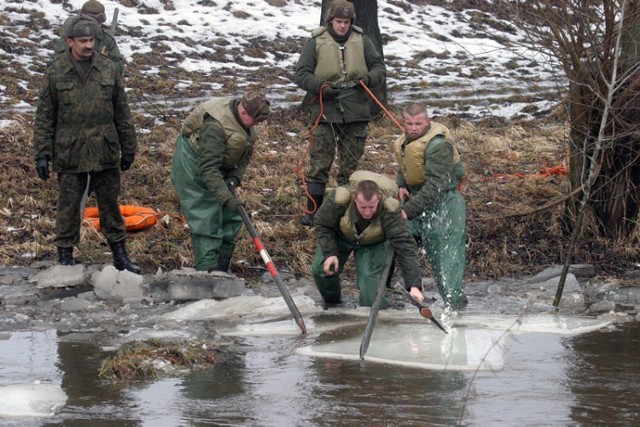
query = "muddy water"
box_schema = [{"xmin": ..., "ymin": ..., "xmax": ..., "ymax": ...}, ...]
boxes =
[{"xmin": 1, "ymin": 320, "xmax": 638, "ymax": 426}]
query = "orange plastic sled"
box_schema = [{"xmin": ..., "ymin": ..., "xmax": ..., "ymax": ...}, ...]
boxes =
[{"xmin": 83, "ymin": 205, "xmax": 158, "ymax": 232}]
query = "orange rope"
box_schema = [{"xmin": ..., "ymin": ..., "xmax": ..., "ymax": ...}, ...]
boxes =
[
  {"xmin": 358, "ymin": 80, "xmax": 404, "ymax": 131},
  {"xmin": 294, "ymin": 80, "xmax": 408, "ymax": 215},
  {"xmin": 476, "ymin": 162, "xmax": 568, "ymax": 182},
  {"xmin": 293, "ymin": 84, "xmax": 332, "ymax": 215}
]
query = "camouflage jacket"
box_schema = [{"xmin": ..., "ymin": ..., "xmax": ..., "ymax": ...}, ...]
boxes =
[
  {"xmin": 33, "ymin": 50, "xmax": 137, "ymax": 173},
  {"xmin": 314, "ymin": 190, "xmax": 422, "ymax": 289},
  {"xmin": 52, "ymin": 27, "xmax": 124, "ymax": 74}
]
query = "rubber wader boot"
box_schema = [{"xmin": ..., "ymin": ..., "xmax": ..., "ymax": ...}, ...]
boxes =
[
  {"xmin": 449, "ymin": 294, "xmax": 469, "ymax": 311},
  {"xmin": 217, "ymin": 254, "xmax": 232, "ymax": 273},
  {"xmin": 109, "ymin": 240, "xmax": 142, "ymax": 274},
  {"xmin": 58, "ymin": 247, "xmax": 75, "ymax": 266},
  {"xmin": 301, "ymin": 182, "xmax": 325, "ymax": 227},
  {"xmin": 322, "ymin": 296, "xmax": 342, "ymax": 310}
]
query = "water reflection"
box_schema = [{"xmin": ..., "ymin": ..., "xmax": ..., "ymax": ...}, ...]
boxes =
[
  {"xmin": 179, "ymin": 353, "xmax": 249, "ymax": 425},
  {"xmin": 567, "ymin": 322, "xmax": 640, "ymax": 425},
  {"xmin": 300, "ymin": 322, "xmax": 505, "ymax": 370},
  {"xmin": 125, "ymin": 379, "xmax": 185, "ymax": 426},
  {"xmin": 0, "ymin": 322, "xmax": 638, "ymax": 425},
  {"xmin": 0, "ymin": 330, "xmax": 61, "ymax": 384},
  {"xmin": 307, "ymin": 357, "xmax": 468, "ymax": 425},
  {"xmin": 56, "ymin": 336, "xmax": 133, "ymax": 424},
  {"xmin": 464, "ymin": 332, "xmax": 575, "ymax": 424}
]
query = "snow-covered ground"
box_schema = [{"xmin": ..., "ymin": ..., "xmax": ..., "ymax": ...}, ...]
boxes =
[{"xmin": 0, "ymin": 0, "xmax": 563, "ymax": 123}]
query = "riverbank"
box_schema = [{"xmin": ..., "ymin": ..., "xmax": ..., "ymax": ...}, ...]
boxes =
[{"xmin": 1, "ymin": 261, "xmax": 638, "ymax": 339}]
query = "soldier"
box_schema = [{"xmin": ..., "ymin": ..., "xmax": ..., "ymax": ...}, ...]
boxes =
[
  {"xmin": 171, "ymin": 91, "xmax": 270, "ymax": 272},
  {"xmin": 394, "ymin": 102, "xmax": 467, "ymax": 310},
  {"xmin": 312, "ymin": 171, "xmax": 424, "ymax": 308},
  {"xmin": 295, "ymin": 0, "xmax": 386, "ymax": 226},
  {"xmin": 33, "ymin": 15, "xmax": 141, "ymax": 273},
  {"xmin": 52, "ymin": 0, "xmax": 124, "ymax": 73}
]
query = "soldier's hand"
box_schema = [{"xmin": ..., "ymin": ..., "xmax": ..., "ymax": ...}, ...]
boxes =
[
  {"xmin": 225, "ymin": 176, "xmax": 240, "ymax": 191},
  {"xmin": 36, "ymin": 158, "xmax": 50, "ymax": 181},
  {"xmin": 323, "ymin": 256, "xmax": 339, "ymax": 276},
  {"xmin": 321, "ymin": 82, "xmax": 341, "ymax": 99},
  {"xmin": 398, "ymin": 187, "xmax": 411, "ymax": 201},
  {"xmin": 354, "ymin": 74, "xmax": 371, "ymax": 86},
  {"xmin": 120, "ymin": 153, "xmax": 135, "ymax": 171},
  {"xmin": 409, "ymin": 286, "xmax": 425, "ymax": 304},
  {"xmin": 225, "ymin": 197, "xmax": 245, "ymax": 213}
]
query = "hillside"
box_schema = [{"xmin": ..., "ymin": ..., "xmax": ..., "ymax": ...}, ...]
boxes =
[{"xmin": 1, "ymin": 0, "xmax": 638, "ymax": 282}]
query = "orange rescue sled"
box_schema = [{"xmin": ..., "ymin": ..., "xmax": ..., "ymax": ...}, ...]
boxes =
[{"xmin": 83, "ymin": 205, "xmax": 158, "ymax": 232}]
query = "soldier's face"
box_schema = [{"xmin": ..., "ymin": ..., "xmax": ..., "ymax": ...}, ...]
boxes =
[
  {"xmin": 353, "ymin": 194, "xmax": 380, "ymax": 220},
  {"xmin": 239, "ymin": 106, "xmax": 257, "ymax": 128},
  {"xmin": 67, "ymin": 36, "xmax": 94, "ymax": 61},
  {"xmin": 331, "ymin": 17, "xmax": 351, "ymax": 36},
  {"xmin": 403, "ymin": 113, "xmax": 431, "ymax": 140}
]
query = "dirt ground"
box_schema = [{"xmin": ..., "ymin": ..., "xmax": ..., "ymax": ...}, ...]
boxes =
[
  {"xmin": 1, "ymin": 1, "xmax": 640, "ymax": 286},
  {"xmin": 2, "ymin": 107, "xmax": 640, "ymax": 287}
]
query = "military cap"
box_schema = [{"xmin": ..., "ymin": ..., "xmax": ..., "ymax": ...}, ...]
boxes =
[
  {"xmin": 81, "ymin": 0, "xmax": 107, "ymax": 23},
  {"xmin": 241, "ymin": 91, "xmax": 270, "ymax": 122},
  {"xmin": 325, "ymin": 0, "xmax": 355, "ymax": 23},
  {"xmin": 63, "ymin": 15, "xmax": 99, "ymax": 38}
]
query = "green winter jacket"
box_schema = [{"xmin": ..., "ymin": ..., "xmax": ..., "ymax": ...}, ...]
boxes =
[
  {"xmin": 33, "ymin": 50, "xmax": 137, "ymax": 173},
  {"xmin": 295, "ymin": 25, "xmax": 386, "ymax": 123},
  {"xmin": 171, "ymin": 98, "xmax": 255, "ymax": 208},
  {"xmin": 395, "ymin": 124, "xmax": 465, "ymax": 219},
  {"xmin": 53, "ymin": 27, "xmax": 124, "ymax": 74},
  {"xmin": 314, "ymin": 189, "xmax": 422, "ymax": 289}
]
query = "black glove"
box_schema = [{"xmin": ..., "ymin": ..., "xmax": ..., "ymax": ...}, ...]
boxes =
[
  {"xmin": 225, "ymin": 197, "xmax": 245, "ymax": 213},
  {"xmin": 354, "ymin": 74, "xmax": 370, "ymax": 86},
  {"xmin": 225, "ymin": 176, "xmax": 240, "ymax": 191},
  {"xmin": 321, "ymin": 82, "xmax": 341, "ymax": 99},
  {"xmin": 36, "ymin": 158, "xmax": 50, "ymax": 181},
  {"xmin": 120, "ymin": 153, "xmax": 135, "ymax": 171}
]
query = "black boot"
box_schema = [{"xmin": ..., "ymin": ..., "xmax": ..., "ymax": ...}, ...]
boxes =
[
  {"xmin": 58, "ymin": 247, "xmax": 75, "ymax": 266},
  {"xmin": 321, "ymin": 295, "xmax": 342, "ymax": 310},
  {"xmin": 301, "ymin": 196, "xmax": 321, "ymax": 226},
  {"xmin": 217, "ymin": 254, "xmax": 232, "ymax": 273},
  {"xmin": 301, "ymin": 182, "xmax": 325, "ymax": 227},
  {"xmin": 109, "ymin": 240, "xmax": 142, "ymax": 274}
]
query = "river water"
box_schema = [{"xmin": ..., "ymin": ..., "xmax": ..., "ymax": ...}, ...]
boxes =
[{"xmin": 1, "ymin": 315, "xmax": 638, "ymax": 426}]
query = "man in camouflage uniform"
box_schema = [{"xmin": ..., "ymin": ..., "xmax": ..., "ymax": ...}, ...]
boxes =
[
  {"xmin": 295, "ymin": 0, "xmax": 386, "ymax": 226},
  {"xmin": 171, "ymin": 91, "xmax": 270, "ymax": 272},
  {"xmin": 33, "ymin": 15, "xmax": 141, "ymax": 273},
  {"xmin": 395, "ymin": 103, "xmax": 467, "ymax": 310},
  {"xmin": 52, "ymin": 0, "xmax": 124, "ymax": 73},
  {"xmin": 312, "ymin": 171, "xmax": 424, "ymax": 308}
]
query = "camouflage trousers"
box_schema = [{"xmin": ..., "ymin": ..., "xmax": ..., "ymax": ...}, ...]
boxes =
[
  {"xmin": 306, "ymin": 121, "xmax": 367, "ymax": 186},
  {"xmin": 54, "ymin": 168, "xmax": 126, "ymax": 248}
]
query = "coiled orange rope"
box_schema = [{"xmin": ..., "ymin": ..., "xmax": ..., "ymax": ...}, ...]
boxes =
[
  {"xmin": 293, "ymin": 80, "xmax": 402, "ymax": 215},
  {"xmin": 293, "ymin": 84, "xmax": 332, "ymax": 215}
]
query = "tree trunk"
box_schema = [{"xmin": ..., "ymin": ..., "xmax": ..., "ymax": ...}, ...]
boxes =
[
  {"xmin": 561, "ymin": 1, "xmax": 640, "ymax": 239},
  {"xmin": 320, "ymin": 0, "xmax": 387, "ymax": 118}
]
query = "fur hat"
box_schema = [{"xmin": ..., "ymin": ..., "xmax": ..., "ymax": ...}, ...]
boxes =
[
  {"xmin": 63, "ymin": 15, "xmax": 99, "ymax": 38},
  {"xmin": 81, "ymin": 0, "xmax": 107, "ymax": 24},
  {"xmin": 325, "ymin": 0, "xmax": 355, "ymax": 23},
  {"xmin": 241, "ymin": 91, "xmax": 270, "ymax": 122}
]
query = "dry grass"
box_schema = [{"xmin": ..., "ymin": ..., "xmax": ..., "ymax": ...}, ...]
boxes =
[
  {"xmin": 99, "ymin": 339, "xmax": 224, "ymax": 381},
  {"xmin": 3, "ymin": 103, "xmax": 639, "ymax": 282},
  {"xmin": 1, "ymin": 0, "xmax": 637, "ymax": 280}
]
